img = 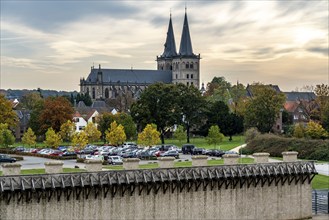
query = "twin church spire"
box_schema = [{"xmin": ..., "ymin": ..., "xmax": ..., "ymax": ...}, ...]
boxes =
[{"xmin": 161, "ymin": 11, "xmax": 195, "ymax": 58}]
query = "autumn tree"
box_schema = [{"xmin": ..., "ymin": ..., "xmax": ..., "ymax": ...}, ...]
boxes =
[
  {"xmin": 84, "ymin": 122, "xmax": 101, "ymax": 143},
  {"xmin": 44, "ymin": 128, "xmax": 62, "ymax": 148},
  {"xmin": 0, "ymin": 94, "xmax": 18, "ymax": 128},
  {"xmin": 72, "ymin": 131, "xmax": 88, "ymax": 150},
  {"xmin": 174, "ymin": 125, "xmax": 185, "ymax": 144},
  {"xmin": 105, "ymin": 121, "xmax": 126, "ymax": 146},
  {"xmin": 137, "ymin": 124, "xmax": 160, "ymax": 146},
  {"xmin": 305, "ymin": 121, "xmax": 328, "ymax": 139},
  {"xmin": 0, "ymin": 123, "xmax": 15, "ymax": 147},
  {"xmin": 293, "ymin": 123, "xmax": 305, "ymax": 138},
  {"xmin": 59, "ymin": 120, "xmax": 75, "ymax": 142},
  {"xmin": 39, "ymin": 96, "xmax": 74, "ymax": 133},
  {"xmin": 244, "ymin": 84, "xmax": 286, "ymax": 133},
  {"xmin": 22, "ymin": 128, "xmax": 36, "ymax": 147},
  {"xmin": 206, "ymin": 125, "xmax": 224, "ymax": 148}
]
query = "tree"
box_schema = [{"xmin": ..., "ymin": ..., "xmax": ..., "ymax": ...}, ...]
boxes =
[
  {"xmin": 19, "ymin": 92, "xmax": 43, "ymax": 110},
  {"xmin": 105, "ymin": 121, "xmax": 126, "ymax": 146},
  {"xmin": 84, "ymin": 122, "xmax": 101, "ymax": 143},
  {"xmin": 137, "ymin": 124, "xmax": 160, "ymax": 146},
  {"xmin": 204, "ymin": 77, "xmax": 232, "ymax": 103},
  {"xmin": 131, "ymin": 83, "xmax": 180, "ymax": 144},
  {"xmin": 206, "ymin": 125, "xmax": 224, "ymax": 148},
  {"xmin": 305, "ymin": 121, "xmax": 328, "ymax": 139},
  {"xmin": 293, "ymin": 123, "xmax": 305, "ymax": 138},
  {"xmin": 44, "ymin": 128, "xmax": 62, "ymax": 148},
  {"xmin": 39, "ymin": 97, "xmax": 74, "ymax": 133},
  {"xmin": 59, "ymin": 120, "xmax": 75, "ymax": 142},
  {"xmin": 0, "ymin": 94, "xmax": 18, "ymax": 128},
  {"xmin": 321, "ymin": 102, "xmax": 329, "ymax": 132},
  {"xmin": 71, "ymin": 131, "xmax": 88, "ymax": 150},
  {"xmin": 174, "ymin": 125, "xmax": 185, "ymax": 144},
  {"xmin": 244, "ymin": 84, "xmax": 286, "ymax": 133},
  {"xmin": 176, "ymin": 84, "xmax": 205, "ymax": 143},
  {"xmin": 28, "ymin": 98, "xmax": 45, "ymax": 136},
  {"xmin": 0, "ymin": 123, "xmax": 15, "ymax": 147},
  {"xmin": 76, "ymin": 92, "xmax": 92, "ymax": 106},
  {"xmin": 22, "ymin": 128, "xmax": 36, "ymax": 147}
]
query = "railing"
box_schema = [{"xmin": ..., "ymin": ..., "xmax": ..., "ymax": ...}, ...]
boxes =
[{"xmin": 313, "ymin": 189, "xmax": 329, "ymax": 214}]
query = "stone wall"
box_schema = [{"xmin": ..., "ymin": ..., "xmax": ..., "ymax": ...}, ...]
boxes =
[{"xmin": 0, "ymin": 180, "xmax": 312, "ymax": 220}]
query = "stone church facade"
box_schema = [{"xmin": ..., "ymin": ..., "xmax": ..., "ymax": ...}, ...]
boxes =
[{"xmin": 80, "ymin": 11, "xmax": 201, "ymax": 100}]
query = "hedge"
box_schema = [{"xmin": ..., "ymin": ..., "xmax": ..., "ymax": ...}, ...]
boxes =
[{"xmin": 243, "ymin": 134, "xmax": 329, "ymax": 161}]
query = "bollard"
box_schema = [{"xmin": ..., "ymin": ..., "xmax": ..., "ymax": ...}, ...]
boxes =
[
  {"xmin": 85, "ymin": 160, "xmax": 103, "ymax": 172},
  {"xmin": 223, "ymin": 154, "xmax": 239, "ymax": 165},
  {"xmin": 157, "ymin": 157, "xmax": 175, "ymax": 168},
  {"xmin": 1, "ymin": 163, "xmax": 21, "ymax": 176},
  {"xmin": 253, "ymin": 153, "xmax": 270, "ymax": 163},
  {"xmin": 44, "ymin": 161, "xmax": 64, "ymax": 174},
  {"xmin": 282, "ymin": 151, "xmax": 298, "ymax": 162},
  {"xmin": 192, "ymin": 155, "xmax": 208, "ymax": 166},
  {"xmin": 123, "ymin": 158, "xmax": 140, "ymax": 170}
]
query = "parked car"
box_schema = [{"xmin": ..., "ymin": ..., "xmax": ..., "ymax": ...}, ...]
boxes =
[
  {"xmin": 0, "ymin": 154, "xmax": 16, "ymax": 163},
  {"xmin": 205, "ymin": 149, "xmax": 225, "ymax": 157},
  {"xmin": 160, "ymin": 150, "xmax": 179, "ymax": 159},
  {"xmin": 108, "ymin": 156, "xmax": 123, "ymax": 165},
  {"xmin": 182, "ymin": 144, "xmax": 196, "ymax": 154},
  {"xmin": 192, "ymin": 147, "xmax": 204, "ymax": 155}
]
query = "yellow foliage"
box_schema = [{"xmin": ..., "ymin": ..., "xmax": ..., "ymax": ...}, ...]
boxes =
[
  {"xmin": 44, "ymin": 128, "xmax": 62, "ymax": 148},
  {"xmin": 72, "ymin": 131, "xmax": 88, "ymax": 150},
  {"xmin": 105, "ymin": 121, "xmax": 126, "ymax": 146},
  {"xmin": 84, "ymin": 122, "xmax": 101, "ymax": 143},
  {"xmin": 22, "ymin": 128, "xmax": 36, "ymax": 147},
  {"xmin": 137, "ymin": 124, "xmax": 160, "ymax": 146},
  {"xmin": 59, "ymin": 120, "xmax": 75, "ymax": 142}
]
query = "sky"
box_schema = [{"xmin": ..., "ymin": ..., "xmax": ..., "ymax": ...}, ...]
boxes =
[{"xmin": 0, "ymin": 0, "xmax": 328, "ymax": 92}]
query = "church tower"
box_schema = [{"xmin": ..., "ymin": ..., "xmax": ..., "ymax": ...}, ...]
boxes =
[
  {"xmin": 157, "ymin": 14, "xmax": 177, "ymax": 71},
  {"xmin": 172, "ymin": 10, "xmax": 200, "ymax": 88}
]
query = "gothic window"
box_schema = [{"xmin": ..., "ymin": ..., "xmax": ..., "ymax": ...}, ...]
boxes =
[
  {"xmin": 190, "ymin": 63, "xmax": 193, "ymax": 69},
  {"xmin": 187, "ymin": 74, "xmax": 189, "ymax": 79},
  {"xmin": 105, "ymin": 88, "xmax": 109, "ymax": 98},
  {"xmin": 191, "ymin": 74, "xmax": 193, "ymax": 79},
  {"xmin": 186, "ymin": 62, "xmax": 189, "ymax": 69},
  {"xmin": 187, "ymin": 82, "xmax": 189, "ymax": 86},
  {"xmin": 176, "ymin": 63, "xmax": 179, "ymax": 70},
  {"xmin": 170, "ymin": 65, "xmax": 172, "ymax": 70},
  {"xmin": 182, "ymin": 62, "xmax": 185, "ymax": 69},
  {"xmin": 176, "ymin": 74, "xmax": 178, "ymax": 79},
  {"xmin": 191, "ymin": 82, "xmax": 194, "ymax": 86},
  {"xmin": 92, "ymin": 88, "xmax": 95, "ymax": 99}
]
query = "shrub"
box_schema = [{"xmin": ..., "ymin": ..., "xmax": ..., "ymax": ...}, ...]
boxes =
[
  {"xmin": 245, "ymin": 127, "xmax": 260, "ymax": 143},
  {"xmin": 76, "ymin": 158, "xmax": 85, "ymax": 163}
]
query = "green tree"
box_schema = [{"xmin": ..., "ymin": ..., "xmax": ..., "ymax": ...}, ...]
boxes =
[
  {"xmin": 176, "ymin": 84, "xmax": 205, "ymax": 143},
  {"xmin": 204, "ymin": 77, "xmax": 232, "ymax": 103},
  {"xmin": 44, "ymin": 128, "xmax": 62, "ymax": 148},
  {"xmin": 206, "ymin": 125, "xmax": 224, "ymax": 148},
  {"xmin": 19, "ymin": 92, "xmax": 43, "ymax": 110},
  {"xmin": 0, "ymin": 123, "xmax": 15, "ymax": 147},
  {"xmin": 293, "ymin": 123, "xmax": 305, "ymax": 138},
  {"xmin": 131, "ymin": 83, "xmax": 180, "ymax": 144},
  {"xmin": 39, "ymin": 96, "xmax": 74, "ymax": 133},
  {"xmin": 72, "ymin": 131, "xmax": 88, "ymax": 150},
  {"xmin": 28, "ymin": 98, "xmax": 45, "ymax": 136},
  {"xmin": 174, "ymin": 125, "xmax": 185, "ymax": 144},
  {"xmin": 305, "ymin": 121, "xmax": 328, "ymax": 139},
  {"xmin": 59, "ymin": 120, "xmax": 75, "ymax": 142},
  {"xmin": 22, "ymin": 128, "xmax": 36, "ymax": 147},
  {"xmin": 0, "ymin": 94, "xmax": 18, "ymax": 128},
  {"xmin": 76, "ymin": 92, "xmax": 92, "ymax": 106},
  {"xmin": 244, "ymin": 84, "xmax": 286, "ymax": 133},
  {"xmin": 137, "ymin": 124, "xmax": 160, "ymax": 146},
  {"xmin": 84, "ymin": 122, "xmax": 101, "ymax": 143},
  {"xmin": 105, "ymin": 121, "xmax": 126, "ymax": 146}
]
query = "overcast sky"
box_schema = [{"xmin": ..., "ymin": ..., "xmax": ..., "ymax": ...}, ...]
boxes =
[{"xmin": 1, "ymin": 0, "xmax": 328, "ymax": 92}]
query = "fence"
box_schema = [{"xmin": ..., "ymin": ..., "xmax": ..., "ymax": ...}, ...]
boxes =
[{"xmin": 312, "ymin": 189, "xmax": 329, "ymax": 214}]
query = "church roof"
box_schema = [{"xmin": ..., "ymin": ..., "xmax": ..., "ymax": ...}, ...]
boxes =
[
  {"xmin": 179, "ymin": 11, "xmax": 194, "ymax": 56},
  {"xmin": 161, "ymin": 15, "xmax": 177, "ymax": 58},
  {"xmin": 85, "ymin": 69, "xmax": 172, "ymax": 84}
]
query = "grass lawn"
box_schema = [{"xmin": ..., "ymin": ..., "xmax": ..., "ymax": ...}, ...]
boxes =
[
  {"xmin": 312, "ymin": 174, "xmax": 329, "ymax": 189},
  {"xmin": 166, "ymin": 135, "xmax": 245, "ymax": 151}
]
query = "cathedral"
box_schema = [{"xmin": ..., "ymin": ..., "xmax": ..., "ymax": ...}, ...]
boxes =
[{"xmin": 80, "ymin": 11, "xmax": 201, "ymax": 100}]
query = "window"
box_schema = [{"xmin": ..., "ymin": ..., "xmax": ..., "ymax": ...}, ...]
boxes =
[
  {"xmin": 190, "ymin": 63, "xmax": 193, "ymax": 69},
  {"xmin": 191, "ymin": 74, "xmax": 193, "ymax": 79},
  {"xmin": 176, "ymin": 63, "xmax": 179, "ymax": 69},
  {"xmin": 191, "ymin": 82, "xmax": 194, "ymax": 85},
  {"xmin": 105, "ymin": 88, "xmax": 109, "ymax": 98},
  {"xmin": 79, "ymin": 126, "xmax": 84, "ymax": 131},
  {"xmin": 75, "ymin": 118, "xmax": 80, "ymax": 122},
  {"xmin": 187, "ymin": 74, "xmax": 189, "ymax": 79},
  {"xmin": 293, "ymin": 115, "xmax": 298, "ymax": 120},
  {"xmin": 92, "ymin": 117, "xmax": 96, "ymax": 123},
  {"xmin": 176, "ymin": 74, "xmax": 178, "ymax": 79},
  {"xmin": 92, "ymin": 88, "xmax": 95, "ymax": 99},
  {"xmin": 187, "ymin": 82, "xmax": 189, "ymax": 86},
  {"xmin": 186, "ymin": 63, "xmax": 189, "ymax": 69}
]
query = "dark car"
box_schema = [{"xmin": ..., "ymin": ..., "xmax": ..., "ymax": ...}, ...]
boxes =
[
  {"xmin": 192, "ymin": 147, "xmax": 204, "ymax": 155},
  {"xmin": 205, "ymin": 149, "xmax": 225, "ymax": 157},
  {"xmin": 0, "ymin": 154, "xmax": 17, "ymax": 163},
  {"xmin": 182, "ymin": 144, "xmax": 196, "ymax": 154}
]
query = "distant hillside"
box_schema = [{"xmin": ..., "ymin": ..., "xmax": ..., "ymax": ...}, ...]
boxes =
[{"xmin": 0, "ymin": 89, "xmax": 79, "ymax": 100}]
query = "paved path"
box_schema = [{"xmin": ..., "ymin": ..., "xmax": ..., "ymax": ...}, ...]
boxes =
[{"xmin": 230, "ymin": 144, "xmax": 247, "ymax": 153}]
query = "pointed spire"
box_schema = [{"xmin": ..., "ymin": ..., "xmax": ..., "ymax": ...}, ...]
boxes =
[
  {"xmin": 179, "ymin": 10, "xmax": 193, "ymax": 56},
  {"xmin": 162, "ymin": 14, "xmax": 177, "ymax": 58}
]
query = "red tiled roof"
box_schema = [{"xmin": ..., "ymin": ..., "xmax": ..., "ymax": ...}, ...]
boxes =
[{"xmin": 284, "ymin": 101, "xmax": 299, "ymax": 112}]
